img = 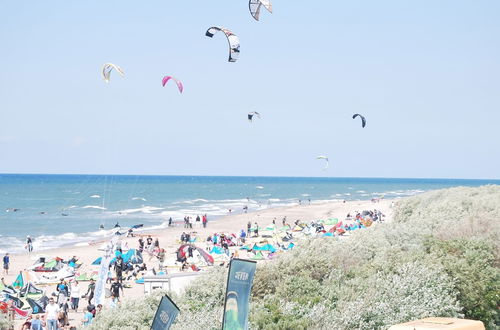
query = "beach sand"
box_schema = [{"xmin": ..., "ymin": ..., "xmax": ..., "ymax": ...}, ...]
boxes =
[{"xmin": 6, "ymin": 199, "xmax": 394, "ymax": 328}]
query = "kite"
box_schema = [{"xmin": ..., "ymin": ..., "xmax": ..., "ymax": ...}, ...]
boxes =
[
  {"xmin": 317, "ymin": 156, "xmax": 329, "ymax": 170},
  {"xmin": 102, "ymin": 63, "xmax": 124, "ymax": 83},
  {"xmin": 205, "ymin": 27, "xmax": 240, "ymax": 62},
  {"xmin": 162, "ymin": 76, "xmax": 183, "ymax": 93},
  {"xmin": 352, "ymin": 114, "xmax": 366, "ymax": 128},
  {"xmin": 248, "ymin": 111, "xmax": 261, "ymax": 122},
  {"xmin": 249, "ymin": 0, "xmax": 273, "ymax": 21}
]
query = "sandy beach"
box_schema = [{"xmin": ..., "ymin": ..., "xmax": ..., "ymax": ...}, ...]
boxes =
[{"xmin": 6, "ymin": 199, "xmax": 393, "ymax": 328}]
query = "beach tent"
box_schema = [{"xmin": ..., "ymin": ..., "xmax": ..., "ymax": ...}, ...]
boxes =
[
  {"xmin": 292, "ymin": 225, "xmax": 303, "ymax": 232},
  {"xmin": 210, "ymin": 246, "xmax": 225, "ymax": 255},
  {"xmin": 251, "ymin": 251, "xmax": 265, "ymax": 260},
  {"xmin": 20, "ymin": 283, "xmax": 44, "ymax": 297}
]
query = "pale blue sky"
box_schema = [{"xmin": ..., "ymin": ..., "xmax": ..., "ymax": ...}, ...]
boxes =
[{"xmin": 0, "ymin": 0, "xmax": 499, "ymax": 178}]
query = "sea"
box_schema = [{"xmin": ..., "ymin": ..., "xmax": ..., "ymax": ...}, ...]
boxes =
[{"xmin": 1, "ymin": 174, "xmax": 499, "ymax": 253}]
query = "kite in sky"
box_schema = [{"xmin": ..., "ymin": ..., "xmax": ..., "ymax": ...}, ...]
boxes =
[
  {"xmin": 352, "ymin": 114, "xmax": 366, "ymax": 128},
  {"xmin": 205, "ymin": 27, "xmax": 240, "ymax": 62},
  {"xmin": 249, "ymin": 0, "xmax": 273, "ymax": 21},
  {"xmin": 102, "ymin": 63, "xmax": 124, "ymax": 83},
  {"xmin": 248, "ymin": 111, "xmax": 261, "ymax": 122},
  {"xmin": 162, "ymin": 76, "xmax": 183, "ymax": 93},
  {"xmin": 317, "ymin": 156, "xmax": 329, "ymax": 170}
]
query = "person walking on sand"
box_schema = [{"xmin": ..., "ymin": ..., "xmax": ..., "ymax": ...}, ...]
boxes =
[
  {"xmin": 2, "ymin": 253, "xmax": 9, "ymax": 275},
  {"xmin": 254, "ymin": 222, "xmax": 259, "ymax": 237},
  {"xmin": 110, "ymin": 278, "xmax": 124, "ymax": 302},
  {"xmin": 45, "ymin": 297, "xmax": 59, "ymax": 330},
  {"xmin": 26, "ymin": 235, "xmax": 33, "ymax": 252},
  {"xmin": 85, "ymin": 279, "xmax": 95, "ymax": 305},
  {"xmin": 202, "ymin": 214, "xmax": 207, "ymax": 228}
]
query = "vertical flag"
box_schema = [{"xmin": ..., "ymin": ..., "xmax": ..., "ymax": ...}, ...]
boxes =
[
  {"xmin": 222, "ymin": 258, "xmax": 257, "ymax": 330},
  {"xmin": 151, "ymin": 295, "xmax": 180, "ymax": 330},
  {"xmin": 94, "ymin": 237, "xmax": 116, "ymax": 305}
]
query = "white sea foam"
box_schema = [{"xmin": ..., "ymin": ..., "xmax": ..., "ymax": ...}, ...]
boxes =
[
  {"xmin": 90, "ymin": 195, "xmax": 101, "ymax": 198},
  {"xmin": 117, "ymin": 206, "xmax": 164, "ymax": 215},
  {"xmin": 173, "ymin": 199, "xmax": 209, "ymax": 205},
  {"xmin": 255, "ymin": 186, "xmax": 264, "ymax": 189},
  {"xmin": 82, "ymin": 205, "xmax": 107, "ymax": 210},
  {"xmin": 132, "ymin": 197, "xmax": 147, "ymax": 201}
]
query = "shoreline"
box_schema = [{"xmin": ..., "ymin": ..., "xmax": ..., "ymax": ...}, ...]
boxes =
[
  {"xmin": 5, "ymin": 198, "xmax": 394, "ymax": 278},
  {"xmin": 2, "ymin": 198, "xmax": 377, "ymax": 255}
]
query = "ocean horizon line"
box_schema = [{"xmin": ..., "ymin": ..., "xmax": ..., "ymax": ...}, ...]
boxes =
[{"xmin": 1, "ymin": 172, "xmax": 500, "ymax": 182}]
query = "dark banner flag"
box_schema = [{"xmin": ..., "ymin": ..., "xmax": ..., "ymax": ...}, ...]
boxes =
[
  {"xmin": 222, "ymin": 258, "xmax": 257, "ymax": 330},
  {"xmin": 151, "ymin": 295, "xmax": 180, "ymax": 330}
]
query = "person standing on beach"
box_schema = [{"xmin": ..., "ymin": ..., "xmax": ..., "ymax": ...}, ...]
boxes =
[
  {"xmin": 110, "ymin": 278, "xmax": 124, "ymax": 302},
  {"xmin": 247, "ymin": 221, "xmax": 251, "ymax": 236},
  {"xmin": 138, "ymin": 238, "xmax": 144, "ymax": 253},
  {"xmin": 254, "ymin": 222, "xmax": 259, "ymax": 237},
  {"xmin": 45, "ymin": 297, "xmax": 60, "ymax": 330},
  {"xmin": 196, "ymin": 215, "xmax": 200, "ymax": 223},
  {"xmin": 2, "ymin": 253, "xmax": 9, "ymax": 275},
  {"xmin": 70, "ymin": 281, "xmax": 81, "ymax": 312},
  {"xmin": 85, "ymin": 279, "xmax": 95, "ymax": 305},
  {"xmin": 114, "ymin": 256, "xmax": 124, "ymax": 283},
  {"xmin": 202, "ymin": 215, "xmax": 207, "ymax": 228},
  {"xmin": 26, "ymin": 236, "xmax": 33, "ymax": 252}
]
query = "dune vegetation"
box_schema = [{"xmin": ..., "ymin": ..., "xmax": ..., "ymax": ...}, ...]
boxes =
[{"xmin": 25, "ymin": 186, "xmax": 500, "ymax": 329}]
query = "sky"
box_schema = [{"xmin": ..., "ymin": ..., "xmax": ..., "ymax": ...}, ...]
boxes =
[{"xmin": 0, "ymin": 0, "xmax": 499, "ymax": 179}]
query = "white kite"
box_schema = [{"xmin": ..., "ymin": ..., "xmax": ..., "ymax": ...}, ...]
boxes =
[
  {"xmin": 317, "ymin": 156, "xmax": 329, "ymax": 170},
  {"xmin": 102, "ymin": 63, "xmax": 124, "ymax": 83},
  {"xmin": 249, "ymin": 0, "xmax": 273, "ymax": 21}
]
